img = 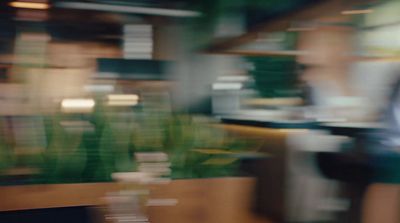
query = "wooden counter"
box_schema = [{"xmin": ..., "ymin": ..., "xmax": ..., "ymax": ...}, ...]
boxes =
[{"xmin": 0, "ymin": 178, "xmax": 272, "ymax": 223}]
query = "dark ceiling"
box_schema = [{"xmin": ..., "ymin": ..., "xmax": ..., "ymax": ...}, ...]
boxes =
[
  {"xmin": 0, "ymin": 0, "xmax": 352, "ymax": 53},
  {"xmin": 0, "ymin": 0, "xmax": 332, "ymax": 40}
]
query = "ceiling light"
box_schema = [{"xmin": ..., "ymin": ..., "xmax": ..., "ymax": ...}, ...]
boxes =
[
  {"xmin": 62, "ymin": 99, "xmax": 95, "ymax": 108},
  {"xmin": 9, "ymin": 1, "xmax": 49, "ymax": 10},
  {"xmin": 341, "ymin": 9, "xmax": 373, "ymax": 15},
  {"xmin": 61, "ymin": 99, "xmax": 95, "ymax": 113},
  {"xmin": 106, "ymin": 101, "xmax": 138, "ymax": 106},
  {"xmin": 107, "ymin": 94, "xmax": 139, "ymax": 101},
  {"xmin": 106, "ymin": 94, "xmax": 139, "ymax": 107}
]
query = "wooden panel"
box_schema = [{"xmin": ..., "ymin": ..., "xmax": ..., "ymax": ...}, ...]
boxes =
[
  {"xmin": 91, "ymin": 178, "xmax": 271, "ymax": 223},
  {"xmin": 362, "ymin": 183, "xmax": 400, "ymax": 223},
  {"xmin": 148, "ymin": 177, "xmax": 272, "ymax": 223},
  {"xmin": 0, "ymin": 178, "xmax": 272, "ymax": 223},
  {"xmin": 216, "ymin": 124, "xmax": 290, "ymax": 222},
  {"xmin": 215, "ymin": 124, "xmax": 292, "ymax": 153},
  {"xmin": 0, "ymin": 182, "xmax": 122, "ymax": 212}
]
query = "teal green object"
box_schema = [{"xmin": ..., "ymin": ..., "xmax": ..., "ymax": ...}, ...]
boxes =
[{"xmin": 247, "ymin": 57, "xmax": 298, "ymax": 98}]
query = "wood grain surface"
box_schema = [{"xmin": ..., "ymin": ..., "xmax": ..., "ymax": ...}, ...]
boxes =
[{"xmin": 0, "ymin": 178, "xmax": 272, "ymax": 223}]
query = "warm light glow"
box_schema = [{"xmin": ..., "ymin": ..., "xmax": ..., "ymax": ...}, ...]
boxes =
[
  {"xmin": 107, "ymin": 94, "xmax": 139, "ymax": 101},
  {"xmin": 106, "ymin": 100, "xmax": 138, "ymax": 106},
  {"xmin": 341, "ymin": 9, "xmax": 373, "ymax": 15},
  {"xmin": 61, "ymin": 99, "xmax": 95, "ymax": 109},
  {"xmin": 106, "ymin": 94, "xmax": 139, "ymax": 107},
  {"xmin": 9, "ymin": 1, "xmax": 50, "ymax": 10}
]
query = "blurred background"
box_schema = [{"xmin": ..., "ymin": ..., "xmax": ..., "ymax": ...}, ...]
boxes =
[{"xmin": 1, "ymin": 0, "xmax": 400, "ymax": 222}]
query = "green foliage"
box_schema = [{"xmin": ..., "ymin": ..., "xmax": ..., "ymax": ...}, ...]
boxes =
[
  {"xmin": 163, "ymin": 114, "xmax": 243, "ymax": 179},
  {"xmin": 0, "ymin": 107, "xmax": 250, "ymax": 185}
]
